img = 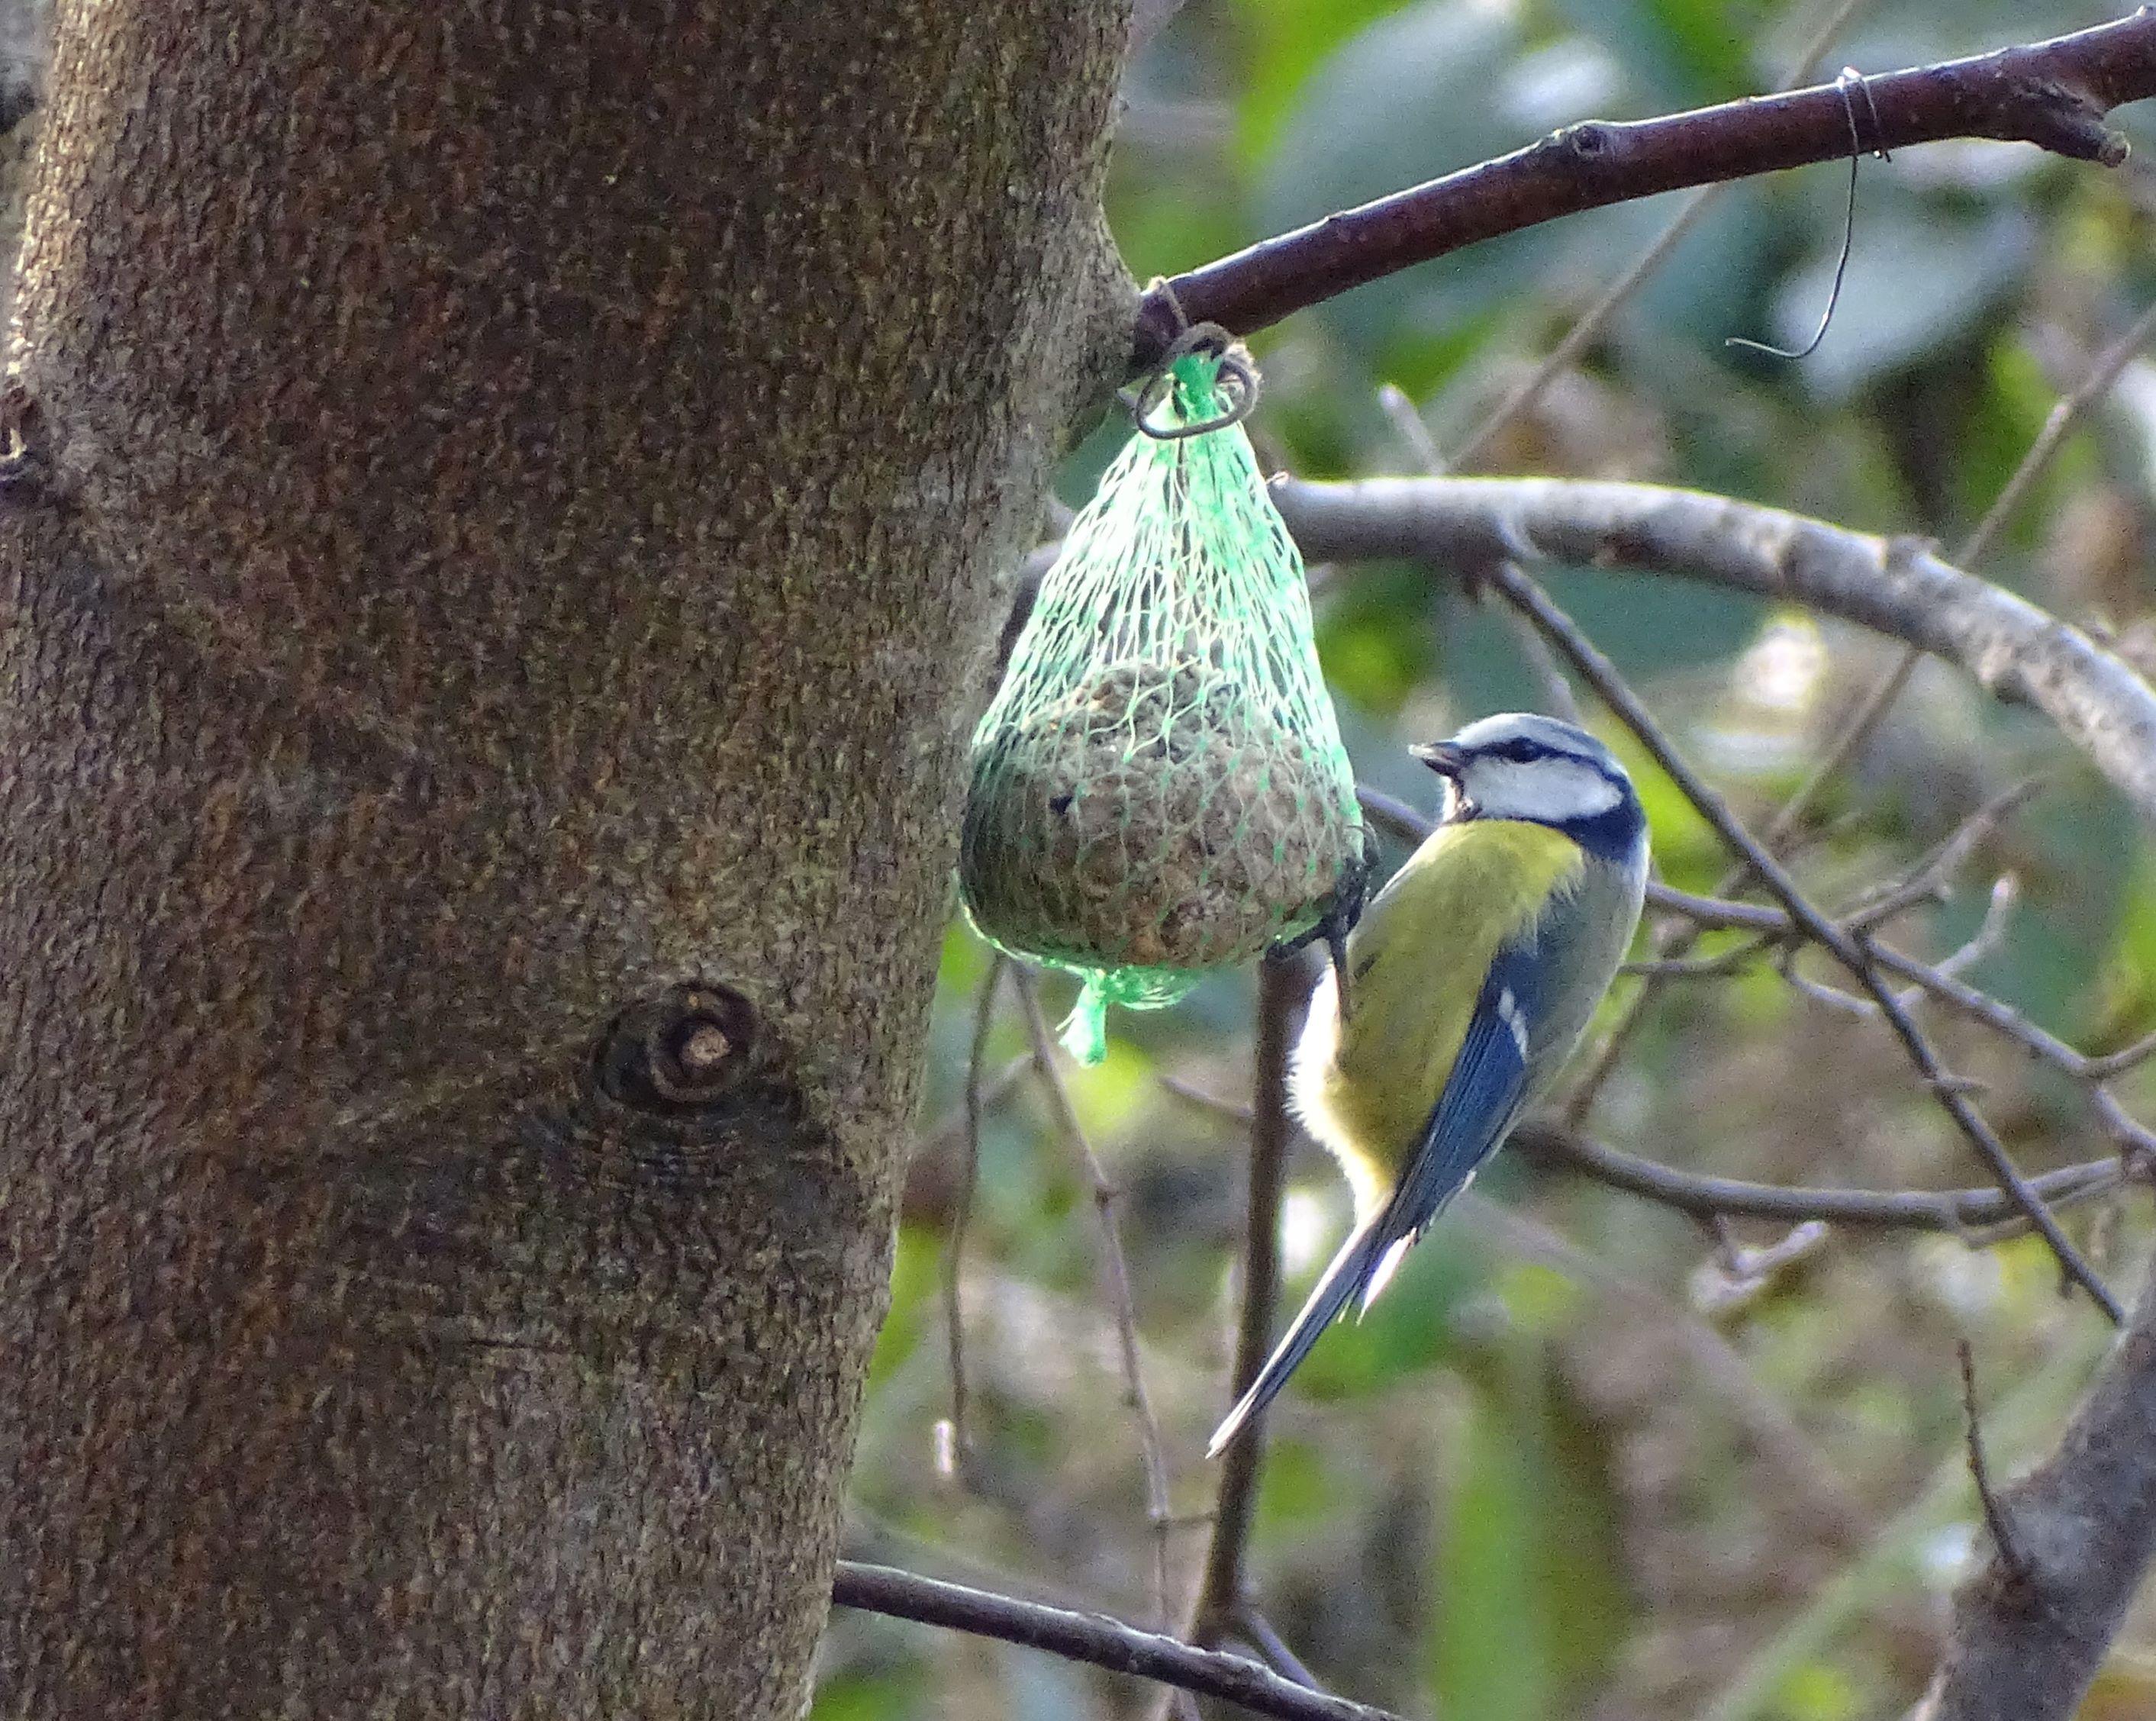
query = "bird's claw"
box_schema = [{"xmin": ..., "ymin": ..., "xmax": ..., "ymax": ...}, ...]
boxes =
[{"xmin": 1266, "ymin": 827, "xmax": 1378, "ymax": 1020}]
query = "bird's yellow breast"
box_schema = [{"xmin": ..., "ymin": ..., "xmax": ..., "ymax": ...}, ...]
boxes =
[{"xmin": 1292, "ymin": 818, "xmax": 1585, "ymax": 1220}]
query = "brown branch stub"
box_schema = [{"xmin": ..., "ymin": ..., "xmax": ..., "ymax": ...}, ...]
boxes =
[
  {"xmin": 595, "ymin": 981, "xmax": 766, "ymax": 1117},
  {"xmin": 0, "ymin": 379, "xmax": 63, "ymax": 511},
  {"xmin": 830, "ymin": 1561, "xmax": 1403, "ymax": 1721},
  {"xmin": 1921, "ymin": 1253, "xmax": 2156, "ymax": 1721},
  {"xmin": 1131, "ymin": 12, "xmax": 2156, "ymax": 366}
]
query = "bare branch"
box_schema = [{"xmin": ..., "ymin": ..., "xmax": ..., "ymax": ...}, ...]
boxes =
[
  {"xmin": 1013, "ymin": 971, "xmax": 1180, "ymax": 1623},
  {"xmin": 1162, "ymin": 1079, "xmax": 2131, "ymax": 1243},
  {"xmin": 915, "ymin": 1053, "xmax": 1031, "ymax": 1162},
  {"xmin": 830, "ymin": 1561, "xmax": 1403, "ymax": 1721},
  {"xmin": 2087, "ymin": 1030, "xmax": 2156, "ymax": 1081},
  {"xmin": 1277, "ymin": 477, "xmax": 2156, "ymax": 832},
  {"xmin": 1764, "ymin": 295, "xmax": 2156, "ymax": 836},
  {"xmin": 1839, "ymin": 782, "xmax": 2038, "ymax": 933},
  {"xmin": 1132, "ymin": 14, "xmax": 2156, "ymax": 364},
  {"xmin": 939, "ymin": 958, "xmax": 1007, "ymax": 1477},
  {"xmin": 1914, "ymin": 1251, "xmax": 2156, "ymax": 1721},
  {"xmin": 1510, "ymin": 1120, "xmax": 2127, "ymax": 1234},
  {"xmin": 1961, "ymin": 299, "xmax": 2156, "ymax": 572},
  {"xmin": 1476, "ymin": 559, "xmax": 2121, "ymax": 1320},
  {"xmin": 1365, "ymin": 780, "xmax": 2149, "ymax": 1169},
  {"xmin": 1185, "ymin": 959, "xmax": 1302, "ymax": 1639},
  {"xmin": 1642, "ymin": 881, "xmax": 1790, "ymax": 933},
  {"xmin": 1231, "ymin": 1605, "xmax": 1323, "ymax": 1690}
]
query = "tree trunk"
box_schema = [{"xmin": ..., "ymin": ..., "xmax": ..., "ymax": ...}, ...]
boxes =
[{"xmin": 0, "ymin": 3, "xmax": 1132, "ymax": 1715}]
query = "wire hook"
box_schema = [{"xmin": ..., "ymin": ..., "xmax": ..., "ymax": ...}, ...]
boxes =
[
  {"xmin": 1125, "ymin": 280, "xmax": 1262, "ymax": 439},
  {"xmin": 1726, "ymin": 67, "xmax": 1888, "ymax": 363}
]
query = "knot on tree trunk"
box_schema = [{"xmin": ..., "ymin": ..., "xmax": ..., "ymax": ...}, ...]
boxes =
[{"xmin": 598, "ymin": 981, "xmax": 769, "ymax": 1118}]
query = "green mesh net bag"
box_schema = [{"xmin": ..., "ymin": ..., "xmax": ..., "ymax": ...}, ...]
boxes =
[{"xmin": 959, "ymin": 334, "xmax": 1362, "ymax": 1063}]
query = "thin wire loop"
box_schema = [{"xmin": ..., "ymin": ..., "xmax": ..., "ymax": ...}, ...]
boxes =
[
  {"xmin": 1727, "ymin": 67, "xmax": 1886, "ymax": 362},
  {"xmin": 1126, "ymin": 280, "xmax": 1262, "ymax": 438}
]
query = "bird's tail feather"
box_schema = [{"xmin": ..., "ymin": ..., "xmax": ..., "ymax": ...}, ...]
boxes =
[{"xmin": 1205, "ymin": 1215, "xmax": 1389, "ymax": 1459}]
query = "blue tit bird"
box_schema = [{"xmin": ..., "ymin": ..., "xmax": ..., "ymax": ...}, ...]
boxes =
[{"xmin": 1207, "ymin": 713, "xmax": 1648, "ymax": 1457}]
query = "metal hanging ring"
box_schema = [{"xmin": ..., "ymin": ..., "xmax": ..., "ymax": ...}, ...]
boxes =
[{"xmin": 1124, "ymin": 301, "xmax": 1262, "ymax": 440}]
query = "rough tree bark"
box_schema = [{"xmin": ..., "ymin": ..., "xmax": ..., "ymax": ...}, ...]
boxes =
[{"xmin": 0, "ymin": 3, "xmax": 1132, "ymax": 1716}]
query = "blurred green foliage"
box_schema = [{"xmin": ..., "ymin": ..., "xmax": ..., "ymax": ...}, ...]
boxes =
[{"xmin": 824, "ymin": 2, "xmax": 2156, "ymax": 1717}]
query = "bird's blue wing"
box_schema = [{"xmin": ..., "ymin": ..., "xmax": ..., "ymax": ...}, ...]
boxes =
[
  {"xmin": 1209, "ymin": 832, "xmax": 1645, "ymax": 1458},
  {"xmin": 1207, "ymin": 937, "xmax": 1544, "ymax": 1457},
  {"xmin": 1355, "ymin": 937, "xmax": 1545, "ymax": 1309}
]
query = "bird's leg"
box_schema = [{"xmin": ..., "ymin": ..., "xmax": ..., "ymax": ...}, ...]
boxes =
[{"xmin": 1266, "ymin": 828, "xmax": 1377, "ymax": 1020}]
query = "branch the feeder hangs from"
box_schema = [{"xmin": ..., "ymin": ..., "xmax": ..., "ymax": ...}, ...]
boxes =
[{"xmin": 960, "ymin": 332, "xmax": 1362, "ymax": 1063}]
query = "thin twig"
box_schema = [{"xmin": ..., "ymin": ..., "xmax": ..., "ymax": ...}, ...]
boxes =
[
  {"xmin": 1013, "ymin": 969, "xmax": 1180, "ymax": 1624},
  {"xmin": 1373, "ymin": 382, "xmax": 1445, "ymax": 473},
  {"xmin": 1926, "ymin": 875, "xmax": 2016, "ymax": 981},
  {"xmin": 1642, "ymin": 881, "xmax": 1791, "ymax": 932},
  {"xmin": 1186, "ymin": 959, "xmax": 1303, "ymax": 1639},
  {"xmin": 1963, "ymin": 298, "xmax": 2156, "ymax": 572},
  {"xmin": 1839, "ymin": 782, "xmax": 2038, "ymax": 932},
  {"xmin": 1621, "ymin": 941, "xmax": 1772, "ymax": 980},
  {"xmin": 2084, "ymin": 1029, "xmax": 2156, "ymax": 1081},
  {"xmin": 1863, "ymin": 943, "xmax": 2156, "ymax": 1162},
  {"xmin": 1159, "ymin": 1075, "xmax": 1258, "ymax": 1123},
  {"xmin": 1132, "ymin": 14, "xmax": 2152, "ymax": 364},
  {"xmin": 843, "ymin": 1506, "xmax": 1120, "ymax": 1619},
  {"xmin": 830, "ymin": 1561, "xmax": 1402, "ymax": 1721},
  {"xmin": 1863, "ymin": 936, "xmax": 2106, "ymax": 1075},
  {"xmin": 1481, "ymin": 561, "xmax": 2122, "ymax": 1320},
  {"xmin": 1510, "ymin": 1120, "xmax": 2126, "ymax": 1235},
  {"xmin": 1562, "ymin": 927, "xmax": 1698, "ymax": 1125},
  {"xmin": 917, "ymin": 1055, "xmax": 1031, "ymax": 1161},
  {"xmin": 1374, "ymin": 386, "xmax": 1583, "ymax": 718},
  {"xmin": 1450, "ymin": 189, "xmax": 1720, "ymax": 469},
  {"xmin": 939, "ymin": 958, "xmax": 1006, "ymax": 1478},
  {"xmin": 1771, "ymin": 877, "xmax": 2016, "ymax": 1016},
  {"xmin": 1763, "ymin": 297, "xmax": 2156, "ymax": 841},
  {"xmin": 1763, "ymin": 644, "xmax": 1920, "ymax": 852},
  {"xmin": 1159, "ymin": 1084, "xmax": 2130, "ymax": 1239}
]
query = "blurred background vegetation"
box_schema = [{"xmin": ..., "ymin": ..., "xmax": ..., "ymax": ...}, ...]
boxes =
[{"xmin": 818, "ymin": 2, "xmax": 2156, "ymax": 1716}]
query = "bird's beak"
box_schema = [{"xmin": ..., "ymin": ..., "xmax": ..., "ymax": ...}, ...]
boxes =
[{"xmin": 1410, "ymin": 740, "xmax": 1468, "ymax": 778}]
